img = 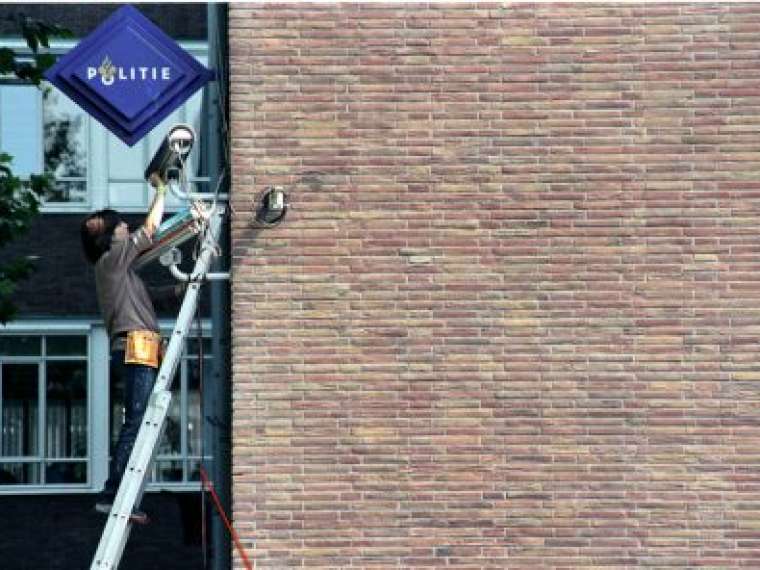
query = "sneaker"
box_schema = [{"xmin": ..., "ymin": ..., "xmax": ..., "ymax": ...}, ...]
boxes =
[
  {"xmin": 94, "ymin": 491, "xmax": 115, "ymax": 514},
  {"xmin": 94, "ymin": 494, "xmax": 150, "ymax": 524}
]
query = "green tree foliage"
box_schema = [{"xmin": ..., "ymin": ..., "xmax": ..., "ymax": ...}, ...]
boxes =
[{"xmin": 0, "ymin": 14, "xmax": 71, "ymax": 322}]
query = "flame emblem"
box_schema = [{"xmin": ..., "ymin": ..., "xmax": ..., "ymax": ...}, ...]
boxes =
[{"xmin": 98, "ymin": 56, "xmax": 116, "ymax": 85}]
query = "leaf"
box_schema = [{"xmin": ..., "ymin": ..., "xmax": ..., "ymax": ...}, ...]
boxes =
[
  {"xmin": 28, "ymin": 173, "xmax": 52, "ymax": 196},
  {"xmin": 0, "ymin": 292, "xmax": 18, "ymax": 325},
  {"xmin": 0, "ymin": 48, "xmax": 15, "ymax": 74},
  {"xmin": 0, "ymin": 14, "xmax": 72, "ymax": 324},
  {"xmin": 2, "ymin": 258, "xmax": 34, "ymax": 281},
  {"xmin": 21, "ymin": 28, "xmax": 38, "ymax": 54},
  {"xmin": 37, "ymin": 26, "xmax": 51, "ymax": 49},
  {"xmin": 34, "ymin": 53, "xmax": 56, "ymax": 74}
]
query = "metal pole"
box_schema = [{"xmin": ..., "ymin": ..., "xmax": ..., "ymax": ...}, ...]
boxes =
[{"xmin": 207, "ymin": 3, "xmax": 232, "ymax": 569}]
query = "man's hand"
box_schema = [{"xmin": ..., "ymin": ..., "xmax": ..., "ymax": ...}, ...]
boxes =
[{"xmin": 149, "ymin": 172, "xmax": 166, "ymax": 191}]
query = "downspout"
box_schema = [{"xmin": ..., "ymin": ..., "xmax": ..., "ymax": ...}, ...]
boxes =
[{"xmin": 207, "ymin": 3, "xmax": 232, "ymax": 569}]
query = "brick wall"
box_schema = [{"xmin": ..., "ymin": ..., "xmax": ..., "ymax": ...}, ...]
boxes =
[{"xmin": 230, "ymin": 4, "xmax": 760, "ymax": 567}]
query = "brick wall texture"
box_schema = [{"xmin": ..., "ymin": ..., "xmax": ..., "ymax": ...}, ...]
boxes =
[{"xmin": 229, "ymin": 4, "xmax": 760, "ymax": 568}]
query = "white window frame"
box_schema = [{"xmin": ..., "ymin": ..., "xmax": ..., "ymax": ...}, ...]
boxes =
[
  {"xmin": 0, "ymin": 318, "xmax": 211, "ymax": 494},
  {"xmin": 0, "ymin": 38, "xmax": 212, "ymax": 214},
  {"xmin": 0, "ymin": 320, "xmax": 98, "ymax": 495}
]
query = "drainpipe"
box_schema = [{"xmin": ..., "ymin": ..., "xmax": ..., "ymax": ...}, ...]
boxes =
[{"xmin": 207, "ymin": 3, "xmax": 232, "ymax": 570}]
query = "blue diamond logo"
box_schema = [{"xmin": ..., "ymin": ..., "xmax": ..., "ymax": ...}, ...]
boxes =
[{"xmin": 44, "ymin": 5, "xmax": 213, "ymax": 146}]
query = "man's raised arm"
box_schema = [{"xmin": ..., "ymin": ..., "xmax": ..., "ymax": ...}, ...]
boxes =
[{"xmin": 144, "ymin": 172, "xmax": 167, "ymax": 238}]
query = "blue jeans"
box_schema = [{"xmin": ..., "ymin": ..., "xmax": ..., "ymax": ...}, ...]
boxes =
[{"xmin": 103, "ymin": 350, "xmax": 156, "ymax": 495}]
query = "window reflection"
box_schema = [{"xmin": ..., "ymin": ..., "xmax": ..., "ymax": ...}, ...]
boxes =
[
  {"xmin": 0, "ymin": 336, "xmax": 41, "ymax": 357},
  {"xmin": 46, "ymin": 361, "xmax": 87, "ymax": 458},
  {"xmin": 0, "ymin": 463, "xmax": 39, "ymax": 485},
  {"xmin": 45, "ymin": 461, "xmax": 86, "ymax": 484},
  {"xmin": 2, "ymin": 364, "xmax": 39, "ymax": 458},
  {"xmin": 153, "ymin": 460, "xmax": 183, "ymax": 483},
  {"xmin": 160, "ymin": 386, "xmax": 182, "ymax": 456},
  {"xmin": 46, "ymin": 336, "xmax": 87, "ymax": 357},
  {"xmin": 42, "ymin": 85, "xmax": 87, "ymax": 204},
  {"xmin": 0, "ymin": 336, "xmax": 88, "ymax": 488},
  {"xmin": 186, "ymin": 357, "xmax": 212, "ymax": 457}
]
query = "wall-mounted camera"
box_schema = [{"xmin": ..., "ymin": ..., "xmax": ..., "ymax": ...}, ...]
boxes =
[
  {"xmin": 253, "ymin": 186, "xmax": 288, "ymax": 228},
  {"xmin": 144, "ymin": 123, "xmax": 195, "ymax": 182}
]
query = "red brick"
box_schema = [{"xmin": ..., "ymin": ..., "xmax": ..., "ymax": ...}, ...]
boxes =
[{"xmin": 230, "ymin": 3, "xmax": 760, "ymax": 568}]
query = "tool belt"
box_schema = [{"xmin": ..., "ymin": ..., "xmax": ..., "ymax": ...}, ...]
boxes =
[{"xmin": 124, "ymin": 330, "xmax": 163, "ymax": 368}]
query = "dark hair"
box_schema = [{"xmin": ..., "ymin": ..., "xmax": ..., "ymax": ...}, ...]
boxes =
[{"xmin": 80, "ymin": 209, "xmax": 121, "ymax": 264}]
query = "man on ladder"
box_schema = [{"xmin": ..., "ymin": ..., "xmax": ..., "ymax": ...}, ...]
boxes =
[
  {"xmin": 86, "ymin": 124, "xmax": 240, "ymax": 568},
  {"xmin": 80, "ymin": 171, "xmax": 181, "ymax": 523}
]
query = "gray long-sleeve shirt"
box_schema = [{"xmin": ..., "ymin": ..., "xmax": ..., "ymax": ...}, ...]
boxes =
[{"xmin": 95, "ymin": 227, "xmax": 158, "ymax": 343}]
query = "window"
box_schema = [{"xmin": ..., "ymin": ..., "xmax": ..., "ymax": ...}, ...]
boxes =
[
  {"xmin": 0, "ymin": 41, "xmax": 211, "ymax": 212},
  {"xmin": 0, "ymin": 85, "xmax": 42, "ymax": 179},
  {"xmin": 0, "ymin": 325, "xmax": 212, "ymax": 492},
  {"xmin": 0, "ymin": 334, "xmax": 89, "ymax": 486},
  {"xmin": 156, "ymin": 335, "xmax": 211, "ymax": 485},
  {"xmin": 109, "ymin": 333, "xmax": 211, "ymax": 486},
  {"xmin": 0, "ymin": 82, "xmax": 89, "ymax": 204},
  {"xmin": 43, "ymin": 85, "xmax": 88, "ymax": 203}
]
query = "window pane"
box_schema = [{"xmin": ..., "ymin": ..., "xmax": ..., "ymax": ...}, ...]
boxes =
[
  {"xmin": 0, "ymin": 462, "xmax": 39, "ymax": 485},
  {"xmin": 185, "ymin": 338, "xmax": 212, "ymax": 357},
  {"xmin": 109, "ymin": 356, "xmax": 125, "ymax": 450},
  {"xmin": 46, "ymin": 361, "xmax": 87, "ymax": 458},
  {"xmin": 187, "ymin": 459, "xmax": 201, "ymax": 482},
  {"xmin": 158, "ymin": 381, "xmax": 182, "ymax": 456},
  {"xmin": 46, "ymin": 336, "xmax": 87, "ymax": 357},
  {"xmin": 46, "ymin": 336, "xmax": 87, "ymax": 356},
  {"xmin": 44, "ymin": 180, "xmax": 87, "ymax": 204},
  {"xmin": 45, "ymin": 461, "xmax": 86, "ymax": 484},
  {"xmin": 0, "ymin": 85, "xmax": 41, "ymax": 177},
  {"xmin": 153, "ymin": 460, "xmax": 183, "ymax": 483},
  {"xmin": 186, "ymin": 359, "xmax": 211, "ymax": 456},
  {"xmin": 108, "ymin": 182, "xmax": 146, "ymax": 208},
  {"xmin": 0, "ymin": 336, "xmax": 41, "ymax": 356},
  {"xmin": 43, "ymin": 86, "xmax": 87, "ymax": 179},
  {"xmin": 2, "ymin": 364, "xmax": 39, "ymax": 457}
]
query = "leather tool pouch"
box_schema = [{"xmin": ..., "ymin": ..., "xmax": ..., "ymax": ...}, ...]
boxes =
[{"xmin": 124, "ymin": 330, "xmax": 162, "ymax": 368}]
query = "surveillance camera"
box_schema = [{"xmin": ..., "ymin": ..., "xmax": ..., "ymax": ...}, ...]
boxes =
[
  {"xmin": 253, "ymin": 186, "xmax": 288, "ymax": 228},
  {"xmin": 144, "ymin": 124, "xmax": 195, "ymax": 181}
]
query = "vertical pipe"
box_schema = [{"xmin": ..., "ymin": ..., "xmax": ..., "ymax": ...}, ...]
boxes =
[{"xmin": 207, "ymin": 3, "xmax": 232, "ymax": 569}]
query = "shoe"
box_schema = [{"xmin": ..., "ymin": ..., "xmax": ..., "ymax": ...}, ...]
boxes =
[
  {"xmin": 94, "ymin": 491, "xmax": 115, "ymax": 514},
  {"xmin": 94, "ymin": 493, "xmax": 150, "ymax": 524}
]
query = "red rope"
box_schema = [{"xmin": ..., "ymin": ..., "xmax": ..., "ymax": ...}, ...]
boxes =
[{"xmin": 200, "ymin": 467, "xmax": 253, "ymax": 570}]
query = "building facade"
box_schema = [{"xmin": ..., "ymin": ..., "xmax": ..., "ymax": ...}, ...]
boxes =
[
  {"xmin": 0, "ymin": 4, "xmax": 222, "ymax": 569},
  {"xmin": 4, "ymin": 3, "xmax": 760, "ymax": 569},
  {"xmin": 229, "ymin": 3, "xmax": 760, "ymax": 568}
]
